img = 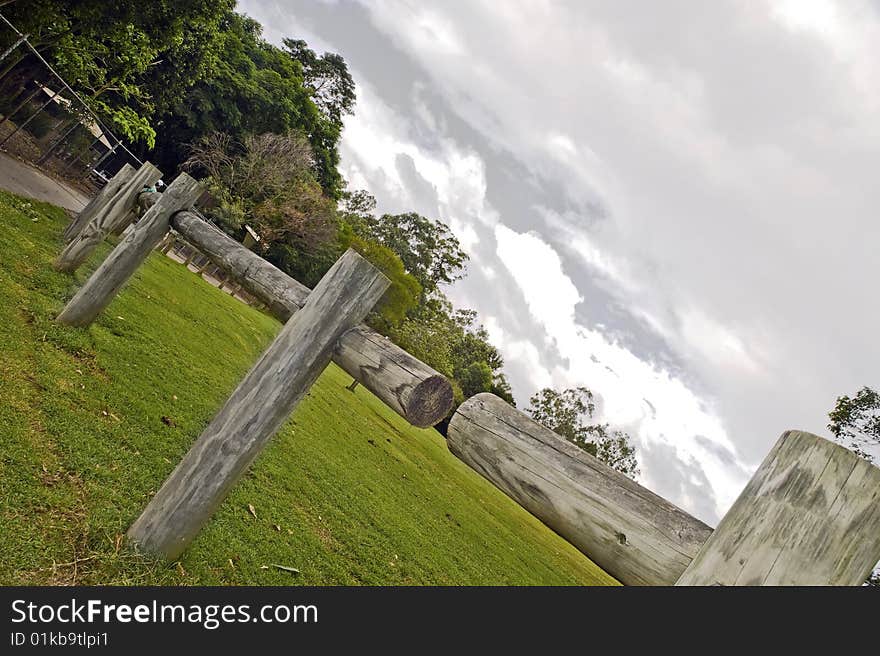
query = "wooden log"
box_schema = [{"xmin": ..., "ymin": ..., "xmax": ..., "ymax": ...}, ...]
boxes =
[
  {"xmin": 676, "ymin": 430, "xmax": 880, "ymax": 586},
  {"xmin": 55, "ymin": 163, "xmax": 162, "ymax": 272},
  {"xmin": 126, "ymin": 249, "xmax": 390, "ymax": 560},
  {"xmin": 56, "ymin": 174, "xmax": 202, "ymax": 327},
  {"xmin": 63, "ymin": 163, "xmax": 135, "ymax": 242},
  {"xmin": 170, "ymin": 210, "xmax": 454, "ymax": 427},
  {"xmin": 447, "ymin": 393, "xmax": 713, "ymax": 586}
]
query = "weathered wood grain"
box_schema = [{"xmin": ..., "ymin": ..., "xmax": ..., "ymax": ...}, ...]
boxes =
[
  {"xmin": 54, "ymin": 162, "xmax": 162, "ymax": 272},
  {"xmin": 170, "ymin": 210, "xmax": 454, "ymax": 427},
  {"xmin": 63, "ymin": 163, "xmax": 135, "ymax": 242},
  {"xmin": 56, "ymin": 174, "xmax": 202, "ymax": 327},
  {"xmin": 447, "ymin": 393, "xmax": 713, "ymax": 586},
  {"xmin": 676, "ymin": 430, "xmax": 880, "ymax": 586},
  {"xmin": 127, "ymin": 249, "xmax": 390, "ymax": 560}
]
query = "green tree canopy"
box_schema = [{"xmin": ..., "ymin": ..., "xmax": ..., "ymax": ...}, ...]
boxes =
[{"xmin": 526, "ymin": 387, "xmax": 639, "ymax": 478}]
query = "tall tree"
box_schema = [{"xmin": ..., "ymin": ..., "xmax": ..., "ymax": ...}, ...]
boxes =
[
  {"xmin": 283, "ymin": 38, "xmax": 355, "ymax": 131},
  {"xmin": 353, "ymin": 212, "xmax": 469, "ymax": 295},
  {"xmin": 828, "ymin": 386, "xmax": 880, "ymax": 463},
  {"xmin": 527, "ymin": 387, "xmax": 639, "ymax": 478},
  {"xmin": 149, "ymin": 12, "xmax": 345, "ymax": 197},
  {"xmin": 0, "ymin": 0, "xmax": 234, "ymax": 147}
]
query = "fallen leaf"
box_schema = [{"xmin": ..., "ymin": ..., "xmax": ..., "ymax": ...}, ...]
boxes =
[
  {"xmin": 271, "ymin": 564, "xmax": 300, "ymax": 574},
  {"xmin": 227, "ymin": 558, "xmax": 235, "ymax": 569},
  {"xmin": 161, "ymin": 416, "xmax": 177, "ymax": 427},
  {"xmin": 273, "ymin": 524, "xmax": 281, "ymax": 532},
  {"xmin": 75, "ymin": 369, "xmax": 83, "ymax": 375},
  {"xmin": 247, "ymin": 504, "xmax": 257, "ymax": 519}
]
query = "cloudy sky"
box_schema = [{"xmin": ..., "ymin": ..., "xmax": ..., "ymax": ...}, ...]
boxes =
[{"xmin": 237, "ymin": 0, "xmax": 880, "ymax": 524}]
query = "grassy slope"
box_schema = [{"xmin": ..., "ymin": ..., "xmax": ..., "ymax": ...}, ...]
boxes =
[{"xmin": 0, "ymin": 190, "xmax": 616, "ymax": 586}]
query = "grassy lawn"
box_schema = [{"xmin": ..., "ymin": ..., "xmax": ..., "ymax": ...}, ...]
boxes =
[{"xmin": 0, "ymin": 190, "xmax": 616, "ymax": 586}]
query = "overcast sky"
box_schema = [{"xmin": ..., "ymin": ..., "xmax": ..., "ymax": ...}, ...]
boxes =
[{"xmin": 237, "ymin": 0, "xmax": 880, "ymax": 524}]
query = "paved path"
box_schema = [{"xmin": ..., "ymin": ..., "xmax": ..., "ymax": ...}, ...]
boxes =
[{"xmin": 0, "ymin": 152, "xmax": 90, "ymax": 211}]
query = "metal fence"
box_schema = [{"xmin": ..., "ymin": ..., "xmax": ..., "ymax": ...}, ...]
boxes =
[{"xmin": 0, "ymin": 12, "xmax": 142, "ymax": 196}]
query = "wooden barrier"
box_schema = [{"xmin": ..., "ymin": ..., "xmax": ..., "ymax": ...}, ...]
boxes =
[
  {"xmin": 676, "ymin": 430, "xmax": 880, "ymax": 586},
  {"xmin": 56, "ymin": 174, "xmax": 202, "ymax": 327},
  {"xmin": 54, "ymin": 162, "xmax": 162, "ymax": 272},
  {"xmin": 63, "ymin": 163, "xmax": 135, "ymax": 242},
  {"xmin": 170, "ymin": 210, "xmax": 454, "ymax": 428},
  {"xmin": 447, "ymin": 393, "xmax": 712, "ymax": 585},
  {"xmin": 127, "ymin": 249, "xmax": 390, "ymax": 560},
  {"xmin": 53, "ymin": 188, "xmax": 880, "ymax": 582}
]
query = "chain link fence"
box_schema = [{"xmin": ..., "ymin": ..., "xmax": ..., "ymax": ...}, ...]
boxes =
[{"xmin": 0, "ymin": 12, "xmax": 142, "ymax": 198}]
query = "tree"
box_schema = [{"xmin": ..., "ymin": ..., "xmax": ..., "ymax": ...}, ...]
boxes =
[
  {"xmin": 184, "ymin": 130, "xmax": 339, "ymax": 284},
  {"xmin": 283, "ymin": 38, "xmax": 355, "ymax": 131},
  {"xmin": 827, "ymin": 386, "xmax": 879, "ymax": 586},
  {"xmin": 344, "ymin": 234, "xmax": 421, "ymax": 332},
  {"xmin": 828, "ymin": 386, "xmax": 879, "ymax": 463},
  {"xmin": 153, "ymin": 12, "xmax": 344, "ymax": 199},
  {"xmin": 527, "ymin": 387, "xmax": 639, "ymax": 478},
  {"xmin": 0, "ymin": 1, "xmax": 234, "ymax": 148},
  {"xmin": 353, "ymin": 212, "xmax": 469, "ymax": 295}
]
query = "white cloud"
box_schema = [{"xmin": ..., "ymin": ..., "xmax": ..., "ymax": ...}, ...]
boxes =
[{"xmin": 495, "ymin": 224, "xmax": 748, "ymax": 519}]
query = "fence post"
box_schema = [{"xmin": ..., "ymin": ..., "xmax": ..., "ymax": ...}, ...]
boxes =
[
  {"xmin": 56, "ymin": 174, "xmax": 201, "ymax": 327},
  {"xmin": 62, "ymin": 163, "xmax": 135, "ymax": 242},
  {"xmin": 54, "ymin": 162, "xmax": 161, "ymax": 272},
  {"xmin": 675, "ymin": 430, "xmax": 880, "ymax": 586},
  {"xmin": 126, "ymin": 249, "xmax": 390, "ymax": 560}
]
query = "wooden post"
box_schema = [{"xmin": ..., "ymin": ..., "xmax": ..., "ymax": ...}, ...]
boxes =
[
  {"xmin": 56, "ymin": 174, "xmax": 202, "ymax": 327},
  {"xmin": 169, "ymin": 210, "xmax": 455, "ymax": 427},
  {"xmin": 676, "ymin": 430, "xmax": 880, "ymax": 586},
  {"xmin": 126, "ymin": 249, "xmax": 390, "ymax": 560},
  {"xmin": 54, "ymin": 162, "xmax": 161, "ymax": 272},
  {"xmin": 63, "ymin": 164, "xmax": 135, "ymax": 242},
  {"xmin": 446, "ymin": 393, "xmax": 713, "ymax": 586}
]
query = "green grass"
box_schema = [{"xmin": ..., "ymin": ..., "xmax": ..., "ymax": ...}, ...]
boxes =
[{"xmin": 0, "ymin": 190, "xmax": 616, "ymax": 586}]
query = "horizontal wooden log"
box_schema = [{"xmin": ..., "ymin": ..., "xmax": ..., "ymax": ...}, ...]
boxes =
[
  {"xmin": 676, "ymin": 430, "xmax": 880, "ymax": 586},
  {"xmin": 169, "ymin": 210, "xmax": 454, "ymax": 427},
  {"xmin": 127, "ymin": 249, "xmax": 390, "ymax": 560},
  {"xmin": 57, "ymin": 174, "xmax": 202, "ymax": 327},
  {"xmin": 447, "ymin": 393, "xmax": 713, "ymax": 586}
]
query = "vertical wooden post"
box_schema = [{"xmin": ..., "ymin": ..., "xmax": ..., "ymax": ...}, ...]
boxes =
[
  {"xmin": 676, "ymin": 430, "xmax": 880, "ymax": 586},
  {"xmin": 54, "ymin": 162, "xmax": 161, "ymax": 272},
  {"xmin": 126, "ymin": 249, "xmax": 390, "ymax": 560},
  {"xmin": 63, "ymin": 163, "xmax": 135, "ymax": 242},
  {"xmin": 56, "ymin": 174, "xmax": 202, "ymax": 327}
]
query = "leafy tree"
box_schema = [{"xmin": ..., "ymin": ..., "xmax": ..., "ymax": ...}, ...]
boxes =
[
  {"xmin": 0, "ymin": 0, "xmax": 234, "ymax": 147},
  {"xmin": 828, "ymin": 386, "xmax": 879, "ymax": 463},
  {"xmin": 149, "ymin": 13, "xmax": 336, "ymax": 185},
  {"xmin": 184, "ymin": 130, "xmax": 339, "ymax": 284},
  {"xmin": 353, "ymin": 212, "xmax": 469, "ymax": 295},
  {"xmin": 827, "ymin": 386, "xmax": 879, "ymax": 586},
  {"xmin": 527, "ymin": 387, "xmax": 639, "ymax": 478},
  {"xmin": 344, "ymin": 233, "xmax": 421, "ymax": 332},
  {"xmin": 283, "ymin": 38, "xmax": 355, "ymax": 131}
]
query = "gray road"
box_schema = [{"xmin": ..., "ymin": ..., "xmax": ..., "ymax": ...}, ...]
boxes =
[{"xmin": 0, "ymin": 152, "xmax": 89, "ymax": 211}]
